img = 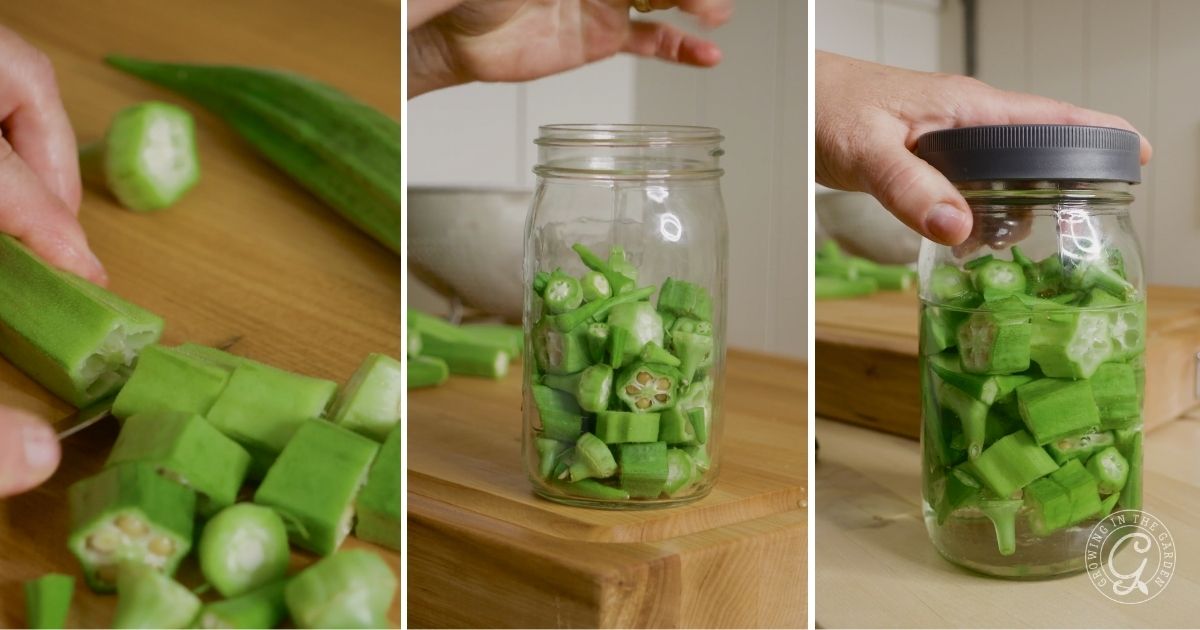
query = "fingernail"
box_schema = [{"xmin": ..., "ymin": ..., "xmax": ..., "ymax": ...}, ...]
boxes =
[
  {"xmin": 927, "ymin": 204, "xmax": 968, "ymax": 243},
  {"xmin": 85, "ymin": 249, "xmax": 109, "ymax": 285},
  {"xmin": 22, "ymin": 423, "xmax": 58, "ymax": 473}
]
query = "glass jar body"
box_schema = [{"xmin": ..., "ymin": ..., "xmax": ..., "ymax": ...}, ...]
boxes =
[
  {"xmin": 917, "ymin": 182, "xmax": 1146, "ymax": 577},
  {"xmin": 521, "ymin": 125, "xmax": 729, "ymax": 509}
]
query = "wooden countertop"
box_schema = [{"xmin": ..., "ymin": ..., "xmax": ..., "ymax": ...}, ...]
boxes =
[
  {"xmin": 0, "ymin": 1, "xmax": 400, "ymax": 626},
  {"xmin": 815, "ymin": 416, "xmax": 1200, "ymax": 628},
  {"xmin": 408, "ymin": 351, "xmax": 808, "ymax": 628}
]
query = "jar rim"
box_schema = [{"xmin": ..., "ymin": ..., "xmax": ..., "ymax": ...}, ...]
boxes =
[{"xmin": 535, "ymin": 124, "xmax": 723, "ymax": 147}]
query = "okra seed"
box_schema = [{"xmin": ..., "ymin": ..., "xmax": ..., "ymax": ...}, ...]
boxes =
[
  {"xmin": 87, "ymin": 529, "xmax": 120, "ymax": 553},
  {"xmin": 655, "ymin": 394, "xmax": 669, "ymax": 402},
  {"xmin": 116, "ymin": 514, "xmax": 148, "ymax": 537},
  {"xmin": 636, "ymin": 398, "xmax": 652, "ymax": 409},
  {"xmin": 625, "ymin": 385, "xmax": 639, "ymax": 395},
  {"xmin": 636, "ymin": 372, "xmax": 652, "ymax": 385},
  {"xmin": 149, "ymin": 535, "xmax": 175, "ymax": 556},
  {"xmin": 656, "ymin": 378, "xmax": 670, "ymax": 389}
]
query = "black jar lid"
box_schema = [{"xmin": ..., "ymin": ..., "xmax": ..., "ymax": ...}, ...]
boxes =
[{"xmin": 915, "ymin": 124, "xmax": 1141, "ymax": 183}]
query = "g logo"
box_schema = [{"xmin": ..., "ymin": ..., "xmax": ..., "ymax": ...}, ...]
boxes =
[{"xmin": 1086, "ymin": 510, "xmax": 1175, "ymax": 604}]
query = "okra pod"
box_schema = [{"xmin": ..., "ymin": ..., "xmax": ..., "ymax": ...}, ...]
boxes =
[
  {"xmin": 815, "ymin": 276, "xmax": 878, "ymax": 299},
  {"xmin": 657, "ymin": 407, "xmax": 697, "ymax": 445},
  {"xmin": 605, "ymin": 301, "xmax": 666, "ymax": 364},
  {"xmin": 407, "ymin": 355, "xmax": 449, "ymax": 389},
  {"xmin": 1049, "ymin": 459, "xmax": 1102, "ymax": 525},
  {"xmin": 553, "ymin": 285, "xmax": 657, "ymax": 333},
  {"xmin": 284, "ymin": 549, "xmax": 397, "ymax": 629},
  {"xmin": 198, "ymin": 504, "xmax": 290, "ymax": 597},
  {"xmin": 355, "ymin": 425, "xmax": 401, "ymax": 551},
  {"xmin": 329, "ymin": 353, "xmax": 402, "ymax": 441},
  {"xmin": 112, "ymin": 562, "xmax": 201, "ymax": 629},
  {"xmin": 616, "ymin": 362, "xmax": 682, "ymax": 412},
  {"xmin": 969, "ymin": 430, "xmax": 1058, "ymax": 498},
  {"xmin": 1089, "ymin": 362, "xmax": 1140, "ymax": 429},
  {"xmin": 542, "ymin": 364, "xmax": 613, "ymax": 413},
  {"xmin": 194, "ymin": 579, "xmax": 288, "ymax": 630},
  {"xmin": 459, "ymin": 323, "xmax": 524, "ymax": 358},
  {"xmin": 1029, "ymin": 310, "xmax": 1113, "ymax": 378},
  {"xmin": 536, "ymin": 438, "xmax": 570, "ymax": 479},
  {"xmin": 1024, "ymin": 477, "xmax": 1071, "ymax": 536},
  {"xmin": 570, "ymin": 432, "xmax": 618, "ymax": 480},
  {"xmin": 937, "ymin": 381, "xmax": 988, "ymax": 459},
  {"xmin": 595, "ymin": 410, "xmax": 661, "ymax": 444},
  {"xmin": 533, "ymin": 384, "xmax": 585, "ymax": 441},
  {"xmin": 861, "ymin": 264, "xmax": 916, "ymax": 291},
  {"xmin": 978, "ymin": 498, "xmax": 1024, "ymax": 556},
  {"xmin": 532, "ymin": 318, "xmax": 591, "ymax": 375},
  {"xmin": 1086, "ymin": 446, "xmax": 1129, "ymax": 495},
  {"xmin": 971, "ymin": 259, "xmax": 1026, "ymax": 299},
  {"xmin": 24, "ymin": 574, "xmax": 73, "ymax": 630},
  {"xmin": 112, "ymin": 344, "xmax": 232, "ymax": 420},
  {"xmin": 571, "ymin": 243, "xmax": 636, "ymax": 296},
  {"xmin": 253, "ymin": 420, "xmax": 380, "ymax": 555},
  {"xmin": 956, "ymin": 307, "xmax": 1031, "ymax": 375},
  {"xmin": 550, "ymin": 478, "xmax": 631, "ymax": 500},
  {"xmin": 1016, "ymin": 378, "xmax": 1101, "ymax": 446},
  {"xmin": 1118, "ymin": 430, "xmax": 1143, "ymax": 510},
  {"xmin": 0, "ymin": 235, "xmax": 164, "ymax": 406},
  {"xmin": 618, "ymin": 442, "xmax": 669, "ymax": 499},
  {"xmin": 542, "ymin": 269, "xmax": 584, "ymax": 314},
  {"xmin": 657, "ymin": 277, "xmax": 713, "ymax": 321},
  {"xmin": 420, "ymin": 337, "xmax": 509, "ymax": 378},
  {"xmin": 1044, "ymin": 430, "xmax": 1114, "ymax": 466}
]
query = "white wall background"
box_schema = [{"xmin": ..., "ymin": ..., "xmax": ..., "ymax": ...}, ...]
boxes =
[{"xmin": 407, "ymin": 4, "xmax": 807, "ymax": 359}]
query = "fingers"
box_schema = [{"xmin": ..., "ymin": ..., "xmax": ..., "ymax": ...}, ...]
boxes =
[
  {"xmin": 651, "ymin": 0, "xmax": 733, "ymax": 27},
  {"xmin": 860, "ymin": 133, "xmax": 973, "ymax": 246},
  {"xmin": 0, "ymin": 136, "xmax": 108, "ymax": 285},
  {"xmin": 0, "ymin": 407, "xmax": 60, "ymax": 498},
  {"xmin": 622, "ymin": 20, "xmax": 722, "ymax": 67}
]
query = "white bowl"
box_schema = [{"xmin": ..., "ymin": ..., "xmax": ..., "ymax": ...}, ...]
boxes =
[
  {"xmin": 815, "ymin": 188, "xmax": 922, "ymax": 264},
  {"xmin": 407, "ymin": 186, "xmax": 531, "ymax": 320}
]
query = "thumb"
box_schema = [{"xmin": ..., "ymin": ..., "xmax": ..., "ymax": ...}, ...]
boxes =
[
  {"xmin": 0, "ymin": 407, "xmax": 60, "ymax": 497},
  {"xmin": 860, "ymin": 141, "xmax": 973, "ymax": 246}
]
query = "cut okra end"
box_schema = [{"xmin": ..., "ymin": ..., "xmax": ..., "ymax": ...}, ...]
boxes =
[
  {"xmin": 112, "ymin": 562, "xmax": 201, "ymax": 629},
  {"xmin": 198, "ymin": 504, "xmax": 291, "ymax": 598},
  {"xmin": 84, "ymin": 101, "xmax": 200, "ymax": 213},
  {"xmin": 24, "ymin": 574, "xmax": 74, "ymax": 630},
  {"xmin": 329, "ymin": 352, "xmax": 403, "ymax": 441},
  {"xmin": 285, "ymin": 549, "xmax": 397, "ymax": 629}
]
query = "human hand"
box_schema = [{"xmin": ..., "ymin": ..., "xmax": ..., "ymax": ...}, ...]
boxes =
[
  {"xmin": 815, "ymin": 51, "xmax": 1153, "ymax": 246},
  {"xmin": 0, "ymin": 25, "xmax": 106, "ymax": 284},
  {"xmin": 408, "ymin": 0, "xmax": 732, "ymax": 98},
  {"xmin": 0, "ymin": 406, "xmax": 60, "ymax": 497}
]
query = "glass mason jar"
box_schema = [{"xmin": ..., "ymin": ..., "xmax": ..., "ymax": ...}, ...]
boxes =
[
  {"xmin": 521, "ymin": 124, "xmax": 728, "ymax": 509},
  {"xmin": 914, "ymin": 125, "xmax": 1146, "ymax": 577}
]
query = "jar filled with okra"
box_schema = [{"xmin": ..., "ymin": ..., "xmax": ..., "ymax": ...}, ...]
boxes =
[
  {"xmin": 522, "ymin": 124, "xmax": 728, "ymax": 508},
  {"xmin": 915, "ymin": 125, "xmax": 1146, "ymax": 577}
]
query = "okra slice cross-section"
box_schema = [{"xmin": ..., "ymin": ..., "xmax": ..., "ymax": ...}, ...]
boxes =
[
  {"xmin": 284, "ymin": 549, "xmax": 397, "ymax": 629},
  {"xmin": 541, "ymin": 364, "xmax": 613, "ymax": 413},
  {"xmin": 1086, "ymin": 446, "xmax": 1130, "ymax": 495},
  {"xmin": 355, "ymin": 425, "xmax": 401, "ymax": 551},
  {"xmin": 616, "ymin": 362, "xmax": 682, "ymax": 412},
  {"xmin": 112, "ymin": 344, "xmax": 231, "ymax": 420},
  {"xmin": 329, "ymin": 352, "xmax": 403, "ymax": 441},
  {"xmin": 969, "ymin": 430, "xmax": 1058, "ymax": 498},
  {"xmin": 1029, "ymin": 310, "xmax": 1113, "ymax": 379},
  {"xmin": 24, "ymin": 574, "xmax": 74, "ymax": 630},
  {"xmin": 112, "ymin": 562, "xmax": 201, "ymax": 629},
  {"xmin": 199, "ymin": 504, "xmax": 291, "ymax": 598},
  {"xmin": 618, "ymin": 442, "xmax": 670, "ymax": 499},
  {"xmin": 956, "ymin": 307, "xmax": 1031, "ymax": 375}
]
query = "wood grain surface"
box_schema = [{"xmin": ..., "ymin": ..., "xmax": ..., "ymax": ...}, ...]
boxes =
[
  {"xmin": 815, "ymin": 417, "xmax": 1200, "ymax": 629},
  {"xmin": 816, "ymin": 285, "xmax": 1200, "ymax": 439},
  {"xmin": 408, "ymin": 351, "xmax": 808, "ymax": 628},
  {"xmin": 0, "ymin": 1, "xmax": 400, "ymax": 626}
]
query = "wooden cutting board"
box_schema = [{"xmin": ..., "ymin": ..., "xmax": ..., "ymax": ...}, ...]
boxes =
[
  {"xmin": 408, "ymin": 351, "xmax": 808, "ymax": 628},
  {"xmin": 816, "ymin": 285, "xmax": 1200, "ymax": 439},
  {"xmin": 0, "ymin": 1, "xmax": 400, "ymax": 626}
]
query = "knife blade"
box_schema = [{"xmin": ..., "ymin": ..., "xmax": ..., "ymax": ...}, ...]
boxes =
[{"xmin": 56, "ymin": 395, "xmax": 116, "ymax": 440}]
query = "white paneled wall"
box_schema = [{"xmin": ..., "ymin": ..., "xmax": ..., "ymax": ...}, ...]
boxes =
[
  {"xmin": 407, "ymin": 6, "xmax": 808, "ymax": 359},
  {"xmin": 974, "ymin": 0, "xmax": 1200, "ymax": 288},
  {"xmin": 816, "ymin": 0, "xmax": 943, "ymax": 72}
]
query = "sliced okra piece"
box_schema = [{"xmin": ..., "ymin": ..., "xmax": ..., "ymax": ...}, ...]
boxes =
[
  {"xmin": 542, "ymin": 364, "xmax": 613, "ymax": 413},
  {"xmin": 963, "ymin": 254, "xmax": 994, "ymax": 270},
  {"xmin": 253, "ymin": 420, "xmax": 380, "ymax": 555},
  {"xmin": 971, "ymin": 259, "xmax": 1026, "ymax": 299},
  {"xmin": 928, "ymin": 352, "xmax": 1032, "ymax": 405},
  {"xmin": 571, "ymin": 243, "xmax": 636, "ymax": 296},
  {"xmin": 284, "ymin": 549, "xmax": 397, "ymax": 629},
  {"xmin": 683, "ymin": 444, "xmax": 711, "ymax": 473},
  {"xmin": 1029, "ymin": 310, "xmax": 1113, "ymax": 379},
  {"xmin": 687, "ymin": 407, "xmax": 708, "ymax": 445},
  {"xmin": 956, "ymin": 307, "xmax": 1031, "ymax": 375},
  {"xmin": 935, "ymin": 465, "xmax": 981, "ymax": 525},
  {"xmin": 608, "ymin": 246, "xmax": 639, "ymax": 285},
  {"xmin": 616, "ymin": 362, "xmax": 682, "ymax": 412},
  {"xmin": 409, "ymin": 310, "xmax": 519, "ymax": 357},
  {"xmin": 581, "ymin": 270, "xmax": 612, "ymax": 303},
  {"xmin": 565, "ymin": 432, "xmax": 618, "ymax": 481},
  {"xmin": 817, "ymin": 239, "xmax": 843, "ymax": 260},
  {"xmin": 1085, "ymin": 292, "xmax": 1146, "ymax": 359},
  {"xmin": 1117, "ymin": 430, "xmax": 1142, "ymax": 510},
  {"xmin": 663, "ymin": 448, "xmax": 697, "ymax": 496},
  {"xmin": 921, "ymin": 306, "xmax": 962, "ymax": 355},
  {"xmin": 80, "ymin": 101, "xmax": 199, "ymax": 212},
  {"xmin": 1016, "ymin": 378, "xmax": 1101, "ymax": 446},
  {"xmin": 542, "ymin": 269, "xmax": 583, "ymax": 314},
  {"xmin": 815, "ymin": 276, "xmax": 877, "ymax": 299},
  {"xmin": 407, "ymin": 355, "xmax": 449, "ymax": 389},
  {"xmin": 112, "ymin": 562, "xmax": 201, "ymax": 629},
  {"xmin": 969, "ymin": 430, "xmax": 1058, "ymax": 498},
  {"xmin": 172, "ymin": 343, "xmax": 246, "ymax": 371},
  {"xmin": 928, "ymin": 264, "xmax": 979, "ymax": 306},
  {"xmin": 1099, "ymin": 493, "xmax": 1120, "ymax": 518},
  {"xmin": 532, "ymin": 317, "xmax": 591, "ymax": 375},
  {"xmin": 982, "ymin": 408, "xmax": 1023, "ymax": 450},
  {"xmin": 459, "ymin": 323, "xmax": 524, "ymax": 359},
  {"xmin": 1044, "ymin": 430, "xmax": 1114, "ymax": 466},
  {"xmin": 861, "ymin": 264, "xmax": 916, "ymax": 290},
  {"xmin": 329, "ymin": 353, "xmax": 402, "ymax": 441},
  {"xmin": 658, "ymin": 407, "xmax": 697, "ymax": 445},
  {"xmin": 921, "ymin": 365, "xmax": 956, "ymax": 467},
  {"xmin": 1089, "ymin": 362, "xmax": 1140, "ymax": 430},
  {"xmin": 67, "ymin": 463, "xmax": 195, "ymax": 592},
  {"xmin": 1086, "ymin": 446, "xmax": 1130, "ymax": 495},
  {"xmin": 106, "ymin": 411, "xmax": 251, "ymax": 516},
  {"xmin": 205, "ymin": 361, "xmax": 338, "ymax": 477},
  {"xmin": 937, "ymin": 381, "xmax": 988, "ymax": 459},
  {"xmin": 640, "ymin": 341, "xmax": 681, "ymax": 367},
  {"xmin": 199, "ymin": 504, "xmax": 290, "ymax": 598},
  {"xmin": 618, "ymin": 442, "xmax": 669, "ymax": 499},
  {"xmin": 1024, "ymin": 477, "xmax": 1071, "ymax": 536},
  {"xmin": 355, "ymin": 425, "xmax": 401, "ymax": 551},
  {"xmin": 814, "ymin": 259, "xmax": 862, "ymax": 280},
  {"xmin": 657, "ymin": 277, "xmax": 713, "ymax": 321},
  {"xmin": 595, "ymin": 410, "xmax": 661, "ymax": 444},
  {"xmin": 420, "ymin": 335, "xmax": 509, "ymax": 379},
  {"xmin": 24, "ymin": 574, "xmax": 73, "ymax": 630},
  {"xmin": 532, "ymin": 271, "xmax": 551, "ymax": 294},
  {"xmin": 585, "ymin": 322, "xmax": 609, "ymax": 363},
  {"xmin": 978, "ymin": 497, "xmax": 1024, "ymax": 556},
  {"xmin": 670, "ymin": 330, "xmax": 714, "ymax": 385},
  {"xmin": 532, "ymin": 384, "xmax": 585, "ymax": 441},
  {"xmin": 0, "ymin": 235, "xmax": 164, "ymax": 407},
  {"xmin": 112, "ymin": 344, "xmax": 231, "ymax": 420},
  {"xmin": 608, "ymin": 325, "xmax": 631, "ymax": 369},
  {"xmin": 1066, "ymin": 257, "xmax": 1136, "ymax": 301},
  {"xmin": 605, "ymin": 301, "xmax": 666, "ymax": 362},
  {"xmin": 553, "ymin": 285, "xmax": 657, "ymax": 333},
  {"xmin": 1050, "ymin": 459, "xmax": 1102, "ymax": 525},
  {"xmin": 551, "ymin": 478, "xmax": 631, "ymax": 501},
  {"xmin": 407, "ymin": 326, "xmax": 422, "ymax": 358},
  {"xmin": 536, "ymin": 437, "xmax": 571, "ymax": 479},
  {"xmin": 194, "ymin": 579, "xmax": 288, "ymax": 630}
]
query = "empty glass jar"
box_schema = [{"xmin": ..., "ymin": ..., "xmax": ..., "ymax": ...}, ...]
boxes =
[{"xmin": 522, "ymin": 124, "xmax": 728, "ymax": 509}]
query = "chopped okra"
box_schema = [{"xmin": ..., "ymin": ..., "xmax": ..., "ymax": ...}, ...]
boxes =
[
  {"xmin": 616, "ymin": 362, "xmax": 681, "ymax": 412},
  {"xmin": 355, "ymin": 424, "xmax": 402, "ymax": 551},
  {"xmin": 408, "ymin": 355, "xmax": 449, "ymax": 389},
  {"xmin": 542, "ymin": 269, "xmax": 584, "ymax": 314},
  {"xmin": 595, "ymin": 410, "xmax": 661, "ymax": 444},
  {"xmin": 24, "ymin": 574, "xmax": 74, "ymax": 630},
  {"xmin": 618, "ymin": 442, "xmax": 669, "ymax": 498},
  {"xmin": 284, "ymin": 549, "xmax": 397, "ymax": 629},
  {"xmin": 1086, "ymin": 446, "xmax": 1129, "ymax": 495},
  {"xmin": 112, "ymin": 562, "xmax": 201, "ymax": 629},
  {"xmin": 542, "ymin": 364, "xmax": 613, "ymax": 413},
  {"xmin": 194, "ymin": 579, "xmax": 288, "ymax": 630},
  {"xmin": 112, "ymin": 344, "xmax": 231, "ymax": 420},
  {"xmin": 198, "ymin": 504, "xmax": 290, "ymax": 598},
  {"xmin": 329, "ymin": 352, "xmax": 403, "ymax": 441}
]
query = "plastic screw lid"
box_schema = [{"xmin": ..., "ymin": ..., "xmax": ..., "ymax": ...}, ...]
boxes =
[{"xmin": 915, "ymin": 124, "xmax": 1141, "ymax": 183}]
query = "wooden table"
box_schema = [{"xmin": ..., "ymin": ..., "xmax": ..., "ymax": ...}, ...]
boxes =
[
  {"xmin": 815, "ymin": 416, "xmax": 1200, "ymax": 628},
  {"xmin": 408, "ymin": 351, "xmax": 808, "ymax": 628},
  {"xmin": 0, "ymin": 1, "xmax": 400, "ymax": 626}
]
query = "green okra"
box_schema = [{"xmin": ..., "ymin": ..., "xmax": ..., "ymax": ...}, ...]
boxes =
[
  {"xmin": 683, "ymin": 444, "xmax": 711, "ymax": 473},
  {"xmin": 553, "ymin": 285, "xmax": 659, "ymax": 333},
  {"xmin": 687, "ymin": 407, "xmax": 708, "ymax": 445},
  {"xmin": 921, "ymin": 366, "xmax": 955, "ymax": 467},
  {"xmin": 551, "ymin": 478, "xmax": 631, "ymax": 500},
  {"xmin": 860, "ymin": 264, "xmax": 916, "ymax": 290},
  {"xmin": 106, "ymin": 411, "xmax": 251, "ymax": 516},
  {"xmin": 928, "ymin": 264, "xmax": 979, "ymax": 306},
  {"xmin": 420, "ymin": 336, "xmax": 509, "ymax": 379},
  {"xmin": 817, "ymin": 239, "xmax": 843, "ymax": 261},
  {"xmin": 253, "ymin": 420, "xmax": 380, "ymax": 555},
  {"xmin": 937, "ymin": 381, "xmax": 988, "ymax": 459},
  {"xmin": 618, "ymin": 442, "xmax": 670, "ymax": 499},
  {"xmin": 581, "ymin": 270, "xmax": 612, "ymax": 302},
  {"xmin": 1024, "ymin": 477, "xmax": 1071, "ymax": 536},
  {"xmin": 1050, "ymin": 459, "xmax": 1102, "ymax": 525},
  {"xmin": 921, "ymin": 306, "xmax": 962, "ymax": 355},
  {"xmin": 963, "ymin": 254, "xmax": 994, "ymax": 271},
  {"xmin": 407, "ymin": 326, "xmax": 422, "ymax": 358},
  {"xmin": 607, "ymin": 325, "xmax": 632, "ymax": 369},
  {"xmin": 79, "ymin": 101, "xmax": 199, "ymax": 212},
  {"xmin": 640, "ymin": 341, "xmax": 682, "ymax": 367},
  {"xmin": 1044, "ymin": 431, "xmax": 1114, "ymax": 466},
  {"xmin": 285, "ymin": 549, "xmax": 397, "ymax": 629},
  {"xmin": 67, "ymin": 463, "xmax": 195, "ymax": 592},
  {"xmin": 1099, "ymin": 492, "xmax": 1121, "ymax": 517},
  {"xmin": 571, "ymin": 243, "xmax": 636, "ymax": 296},
  {"xmin": 24, "ymin": 574, "xmax": 73, "ymax": 630},
  {"xmin": 585, "ymin": 322, "xmax": 609, "ymax": 363},
  {"xmin": 535, "ymin": 437, "xmax": 570, "ymax": 480},
  {"xmin": 927, "ymin": 352, "xmax": 1032, "ymax": 405},
  {"xmin": 1016, "ymin": 378, "xmax": 1102, "ymax": 446},
  {"xmin": 605, "ymin": 301, "xmax": 666, "ymax": 364},
  {"xmin": 815, "ymin": 276, "xmax": 877, "ymax": 299},
  {"xmin": 979, "ymin": 497, "xmax": 1024, "ymax": 556},
  {"xmin": 657, "ymin": 277, "xmax": 713, "ymax": 321},
  {"xmin": 194, "ymin": 579, "xmax": 288, "ymax": 630},
  {"xmin": 1066, "ymin": 257, "xmax": 1136, "ymax": 301},
  {"xmin": 172, "ymin": 343, "xmax": 246, "ymax": 371},
  {"xmin": 533, "ymin": 271, "xmax": 551, "ymax": 295},
  {"xmin": 205, "ymin": 361, "xmax": 338, "ymax": 477},
  {"xmin": 814, "ymin": 259, "xmax": 863, "ymax": 280},
  {"xmin": 407, "ymin": 355, "xmax": 448, "ymax": 389},
  {"xmin": 542, "ymin": 269, "xmax": 583, "ymax": 314},
  {"xmin": 658, "ymin": 407, "xmax": 698, "ymax": 445},
  {"xmin": 1086, "ymin": 446, "xmax": 1129, "ymax": 495},
  {"xmin": 956, "ymin": 307, "xmax": 1031, "ymax": 375},
  {"xmin": 199, "ymin": 504, "xmax": 290, "ymax": 598},
  {"xmin": 532, "ymin": 317, "xmax": 591, "ymax": 375},
  {"xmin": 1118, "ymin": 430, "xmax": 1143, "ymax": 510},
  {"xmin": 594, "ymin": 410, "xmax": 661, "ymax": 444},
  {"xmin": 971, "ymin": 259, "xmax": 1026, "ymax": 299},
  {"xmin": 1029, "ymin": 310, "xmax": 1113, "ymax": 379},
  {"xmin": 542, "ymin": 364, "xmax": 613, "ymax": 413},
  {"xmin": 671, "ymin": 330, "xmax": 714, "ymax": 385},
  {"xmin": 459, "ymin": 323, "xmax": 524, "ymax": 358},
  {"xmin": 663, "ymin": 448, "xmax": 697, "ymax": 496},
  {"xmin": 969, "ymin": 430, "xmax": 1058, "ymax": 498},
  {"xmin": 355, "ymin": 425, "xmax": 401, "ymax": 551},
  {"xmin": 0, "ymin": 235, "xmax": 164, "ymax": 407},
  {"xmin": 1089, "ymin": 362, "xmax": 1140, "ymax": 429},
  {"xmin": 567, "ymin": 432, "xmax": 618, "ymax": 480},
  {"xmin": 532, "ymin": 384, "xmax": 585, "ymax": 441},
  {"xmin": 112, "ymin": 562, "xmax": 201, "ymax": 629},
  {"xmin": 329, "ymin": 353, "xmax": 402, "ymax": 441},
  {"xmin": 616, "ymin": 362, "xmax": 682, "ymax": 412},
  {"xmin": 935, "ymin": 465, "xmax": 982, "ymax": 525},
  {"xmin": 112, "ymin": 344, "xmax": 231, "ymax": 420}
]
